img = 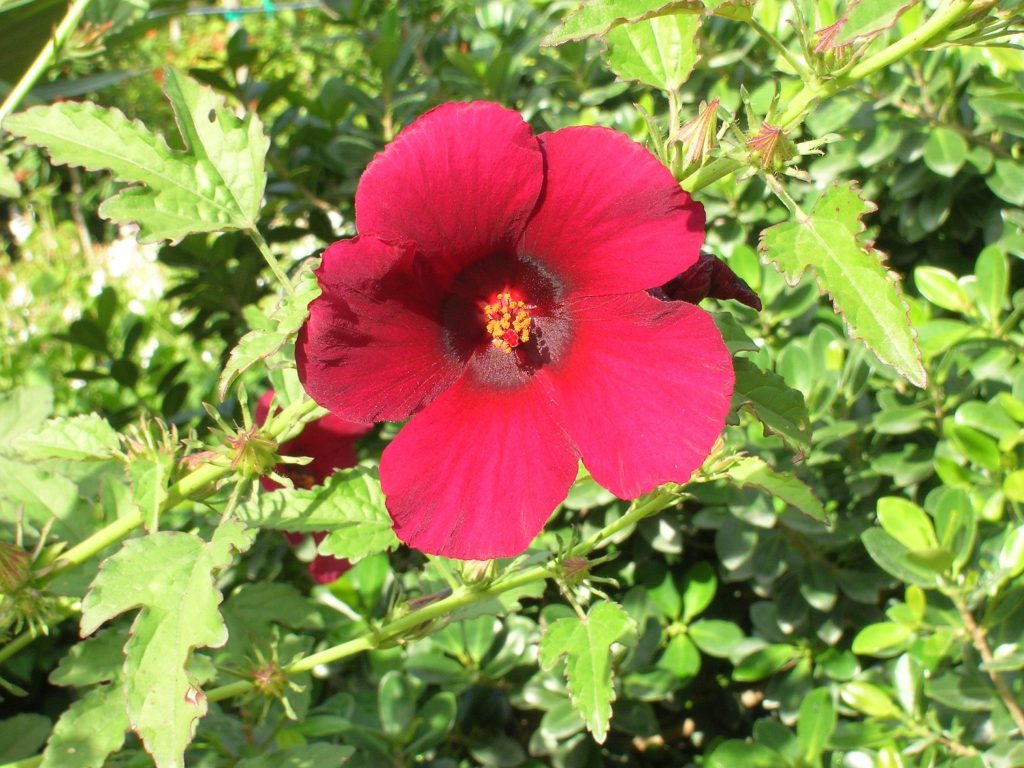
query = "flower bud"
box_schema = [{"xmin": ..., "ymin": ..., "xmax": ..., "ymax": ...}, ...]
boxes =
[
  {"xmin": 746, "ymin": 122, "xmax": 796, "ymax": 172},
  {"xmin": 229, "ymin": 426, "xmax": 279, "ymax": 477},
  {"xmin": 0, "ymin": 542, "xmax": 31, "ymax": 595},
  {"xmin": 670, "ymin": 98, "xmax": 720, "ymax": 175}
]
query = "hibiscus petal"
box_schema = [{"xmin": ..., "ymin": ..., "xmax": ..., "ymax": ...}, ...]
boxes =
[
  {"xmin": 355, "ymin": 102, "xmax": 543, "ymax": 280},
  {"xmin": 296, "ymin": 236, "xmax": 462, "ymax": 423},
  {"xmin": 308, "ymin": 552, "xmax": 352, "ymax": 585},
  {"xmin": 549, "ymin": 292, "xmax": 733, "ymax": 498},
  {"xmin": 521, "ymin": 126, "xmax": 705, "ymax": 295},
  {"xmin": 380, "ymin": 373, "xmax": 578, "ymax": 559}
]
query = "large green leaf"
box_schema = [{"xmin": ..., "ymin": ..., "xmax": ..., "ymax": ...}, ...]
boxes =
[
  {"xmin": 821, "ymin": 0, "xmax": 919, "ymax": 48},
  {"xmin": 4, "ymin": 68, "xmax": 267, "ymax": 244},
  {"xmin": 79, "ymin": 523, "xmax": 254, "ymax": 768},
  {"xmin": 14, "ymin": 414, "xmax": 120, "ymax": 462},
  {"xmin": 604, "ymin": 13, "xmax": 702, "ymax": 90},
  {"xmin": 544, "ymin": 0, "xmax": 697, "ymax": 45},
  {"xmin": 0, "ymin": 385, "xmax": 54, "ymax": 444},
  {"xmin": 726, "ymin": 456, "xmax": 826, "ymax": 522},
  {"xmin": 758, "ymin": 182, "xmax": 926, "ymax": 388},
  {"xmin": 543, "ymin": 0, "xmax": 751, "ymax": 46},
  {"xmin": 538, "ymin": 601, "xmax": 637, "ymax": 743},
  {"xmin": 732, "ymin": 358, "xmax": 812, "ymax": 454},
  {"xmin": 240, "ymin": 468, "xmax": 398, "ymax": 563},
  {"xmin": 40, "ymin": 683, "xmax": 129, "ymax": 768}
]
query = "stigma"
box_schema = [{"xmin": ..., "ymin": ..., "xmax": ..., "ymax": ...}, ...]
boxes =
[{"xmin": 482, "ymin": 291, "xmax": 532, "ymax": 354}]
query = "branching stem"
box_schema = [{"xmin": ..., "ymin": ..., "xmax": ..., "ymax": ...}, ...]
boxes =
[
  {"xmin": 954, "ymin": 597, "xmax": 1024, "ymax": 734},
  {"xmin": 681, "ymin": 0, "xmax": 975, "ymax": 193},
  {"xmin": 205, "ymin": 487, "xmax": 680, "ymax": 703},
  {"xmin": 0, "ymin": 397, "xmax": 322, "ymax": 666},
  {"xmin": 247, "ymin": 228, "xmax": 295, "ymax": 295}
]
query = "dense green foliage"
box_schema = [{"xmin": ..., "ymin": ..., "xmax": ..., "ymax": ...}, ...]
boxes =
[{"xmin": 1, "ymin": 0, "xmax": 1023, "ymax": 766}]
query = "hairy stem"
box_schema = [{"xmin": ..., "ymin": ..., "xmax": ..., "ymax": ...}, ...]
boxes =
[
  {"xmin": 0, "ymin": 397, "xmax": 322, "ymax": 666},
  {"xmin": 0, "ymin": 0, "xmax": 97, "ymax": 125},
  {"xmin": 747, "ymin": 17, "xmax": 813, "ymax": 81},
  {"xmin": 247, "ymin": 228, "xmax": 295, "ymax": 295},
  {"xmin": 206, "ymin": 488, "xmax": 680, "ymax": 703}
]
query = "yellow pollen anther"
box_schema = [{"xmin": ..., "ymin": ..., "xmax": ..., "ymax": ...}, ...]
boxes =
[{"xmin": 483, "ymin": 292, "xmax": 533, "ymax": 354}]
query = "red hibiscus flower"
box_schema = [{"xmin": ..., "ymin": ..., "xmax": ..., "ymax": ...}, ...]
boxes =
[
  {"xmin": 257, "ymin": 391, "xmax": 370, "ymax": 583},
  {"xmin": 297, "ymin": 102, "xmax": 734, "ymax": 560}
]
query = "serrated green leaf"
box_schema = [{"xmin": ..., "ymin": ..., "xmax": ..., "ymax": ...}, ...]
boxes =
[
  {"xmin": 827, "ymin": 0, "xmax": 919, "ymax": 47},
  {"xmin": 604, "ymin": 13, "xmax": 701, "ymax": 90},
  {"xmin": 40, "ymin": 683, "xmax": 129, "ymax": 768},
  {"xmin": 4, "ymin": 67, "xmax": 267, "ymax": 244},
  {"xmin": 130, "ymin": 456, "xmax": 173, "ymax": 532},
  {"xmin": 240, "ymin": 468, "xmax": 398, "ymax": 563},
  {"xmin": 0, "ymin": 456, "xmax": 89, "ymax": 540},
  {"xmin": 50, "ymin": 627, "xmax": 129, "ymax": 688},
  {"xmin": 543, "ymin": 0, "xmax": 698, "ymax": 45},
  {"xmin": 759, "ymin": 182, "xmax": 926, "ymax": 388},
  {"xmin": 79, "ymin": 522, "xmax": 254, "ymax": 768},
  {"xmin": 543, "ymin": 0, "xmax": 751, "ymax": 45},
  {"xmin": 538, "ymin": 601, "xmax": 637, "ymax": 743},
  {"xmin": 13, "ymin": 413, "xmax": 119, "ymax": 462},
  {"xmin": 797, "ymin": 688, "xmax": 836, "ymax": 764},
  {"xmin": 726, "ymin": 455, "xmax": 825, "ymax": 521},
  {"xmin": 217, "ymin": 273, "xmax": 320, "ymax": 399},
  {"xmin": 0, "ymin": 386, "xmax": 53, "ymax": 444},
  {"xmin": 713, "ymin": 312, "xmax": 758, "ymax": 354},
  {"xmin": 732, "ymin": 358, "xmax": 812, "ymax": 453}
]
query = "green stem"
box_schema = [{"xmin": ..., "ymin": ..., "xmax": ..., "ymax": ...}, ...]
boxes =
[
  {"xmin": 247, "ymin": 228, "xmax": 295, "ymax": 296},
  {"xmin": 206, "ymin": 488, "xmax": 680, "ymax": 703},
  {"xmin": 0, "ymin": 397, "xmax": 322, "ymax": 665},
  {"xmin": 0, "ymin": 0, "xmax": 97, "ymax": 125},
  {"xmin": 680, "ymin": 0, "xmax": 975, "ymax": 193},
  {"xmin": 0, "ymin": 628, "xmax": 36, "ymax": 667},
  {"xmin": 747, "ymin": 17, "xmax": 813, "ymax": 81}
]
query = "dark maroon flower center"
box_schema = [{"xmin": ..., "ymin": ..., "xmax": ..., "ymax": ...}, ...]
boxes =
[{"xmin": 439, "ymin": 252, "xmax": 569, "ymax": 381}]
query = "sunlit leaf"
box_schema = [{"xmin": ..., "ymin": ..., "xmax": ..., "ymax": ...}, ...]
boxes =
[
  {"xmin": 726, "ymin": 455, "xmax": 825, "ymax": 522},
  {"xmin": 538, "ymin": 601, "xmax": 637, "ymax": 743},
  {"xmin": 40, "ymin": 683, "xmax": 128, "ymax": 768},
  {"xmin": 240, "ymin": 468, "xmax": 398, "ymax": 563},
  {"xmin": 4, "ymin": 67, "xmax": 267, "ymax": 244},
  {"xmin": 604, "ymin": 13, "xmax": 702, "ymax": 90},
  {"xmin": 79, "ymin": 522, "xmax": 254, "ymax": 768},
  {"xmin": 13, "ymin": 414, "xmax": 119, "ymax": 462},
  {"xmin": 759, "ymin": 181, "xmax": 926, "ymax": 388},
  {"xmin": 732, "ymin": 358, "xmax": 812, "ymax": 454}
]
